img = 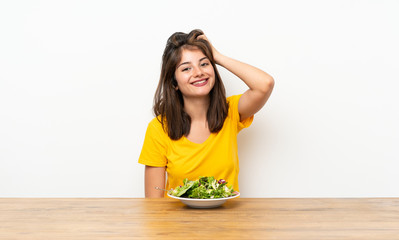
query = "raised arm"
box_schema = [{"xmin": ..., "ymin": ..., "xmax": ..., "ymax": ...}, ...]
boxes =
[
  {"xmin": 144, "ymin": 166, "xmax": 166, "ymax": 198},
  {"xmin": 216, "ymin": 55, "xmax": 274, "ymax": 121},
  {"xmin": 198, "ymin": 34, "xmax": 275, "ymax": 121}
]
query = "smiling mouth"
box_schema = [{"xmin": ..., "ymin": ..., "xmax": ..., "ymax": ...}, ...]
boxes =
[{"xmin": 191, "ymin": 78, "xmax": 208, "ymax": 86}]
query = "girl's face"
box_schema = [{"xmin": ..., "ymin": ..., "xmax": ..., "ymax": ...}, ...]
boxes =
[{"xmin": 174, "ymin": 48, "xmax": 215, "ymax": 100}]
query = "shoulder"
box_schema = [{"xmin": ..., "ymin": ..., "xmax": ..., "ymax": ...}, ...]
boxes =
[
  {"xmin": 225, "ymin": 94, "xmax": 242, "ymax": 120},
  {"xmin": 226, "ymin": 94, "xmax": 254, "ymax": 130},
  {"xmin": 146, "ymin": 116, "xmax": 168, "ymax": 137},
  {"xmin": 227, "ymin": 94, "xmax": 242, "ymax": 110},
  {"xmin": 148, "ymin": 116, "xmax": 163, "ymax": 127}
]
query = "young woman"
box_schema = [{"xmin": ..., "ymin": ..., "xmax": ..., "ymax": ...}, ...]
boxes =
[{"xmin": 139, "ymin": 29, "xmax": 274, "ymax": 198}]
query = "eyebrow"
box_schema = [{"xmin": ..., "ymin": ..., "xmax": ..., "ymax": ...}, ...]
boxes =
[{"xmin": 177, "ymin": 57, "xmax": 209, "ymax": 68}]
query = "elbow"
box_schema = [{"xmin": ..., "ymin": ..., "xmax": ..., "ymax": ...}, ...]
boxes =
[{"xmin": 259, "ymin": 76, "xmax": 275, "ymax": 95}]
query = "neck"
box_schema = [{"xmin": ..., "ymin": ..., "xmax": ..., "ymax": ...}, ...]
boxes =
[{"xmin": 183, "ymin": 95, "xmax": 210, "ymax": 121}]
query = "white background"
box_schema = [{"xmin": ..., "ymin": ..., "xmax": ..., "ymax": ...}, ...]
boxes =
[{"xmin": 1, "ymin": 0, "xmax": 398, "ymax": 197}]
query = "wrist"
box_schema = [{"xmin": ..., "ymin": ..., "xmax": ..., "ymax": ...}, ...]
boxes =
[
  {"xmin": 215, "ymin": 52, "xmax": 230, "ymax": 67},
  {"xmin": 213, "ymin": 51, "xmax": 225, "ymax": 65}
]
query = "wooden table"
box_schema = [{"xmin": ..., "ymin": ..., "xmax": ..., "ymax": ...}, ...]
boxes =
[{"xmin": 1, "ymin": 198, "xmax": 398, "ymax": 239}]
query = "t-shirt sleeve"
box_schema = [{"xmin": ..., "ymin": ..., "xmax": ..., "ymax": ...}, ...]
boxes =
[
  {"xmin": 227, "ymin": 94, "xmax": 254, "ymax": 132},
  {"xmin": 138, "ymin": 118, "xmax": 168, "ymax": 167}
]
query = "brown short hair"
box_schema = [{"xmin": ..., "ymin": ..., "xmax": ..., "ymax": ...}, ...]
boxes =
[{"xmin": 153, "ymin": 29, "xmax": 228, "ymax": 140}]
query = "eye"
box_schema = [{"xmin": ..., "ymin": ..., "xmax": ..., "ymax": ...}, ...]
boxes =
[
  {"xmin": 201, "ymin": 62, "xmax": 209, "ymax": 67},
  {"xmin": 182, "ymin": 67, "xmax": 191, "ymax": 72}
]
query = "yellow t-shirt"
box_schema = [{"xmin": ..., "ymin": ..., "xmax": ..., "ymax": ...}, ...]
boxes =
[{"xmin": 138, "ymin": 94, "xmax": 253, "ymax": 194}]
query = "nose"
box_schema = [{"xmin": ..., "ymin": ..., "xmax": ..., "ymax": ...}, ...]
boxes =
[{"xmin": 192, "ymin": 66, "xmax": 204, "ymax": 77}]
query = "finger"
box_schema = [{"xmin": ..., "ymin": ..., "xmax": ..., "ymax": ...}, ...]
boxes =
[{"xmin": 197, "ymin": 34, "xmax": 209, "ymax": 41}]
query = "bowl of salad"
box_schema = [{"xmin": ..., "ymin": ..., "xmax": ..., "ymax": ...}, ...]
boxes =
[{"xmin": 167, "ymin": 176, "xmax": 240, "ymax": 208}]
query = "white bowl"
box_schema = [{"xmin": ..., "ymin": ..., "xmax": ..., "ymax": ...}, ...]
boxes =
[{"xmin": 167, "ymin": 192, "xmax": 240, "ymax": 208}]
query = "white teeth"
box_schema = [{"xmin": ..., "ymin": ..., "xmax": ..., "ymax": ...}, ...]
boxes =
[{"xmin": 192, "ymin": 79, "xmax": 207, "ymax": 85}]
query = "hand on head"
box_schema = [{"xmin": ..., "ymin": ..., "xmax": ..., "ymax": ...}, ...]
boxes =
[{"xmin": 196, "ymin": 32, "xmax": 221, "ymax": 64}]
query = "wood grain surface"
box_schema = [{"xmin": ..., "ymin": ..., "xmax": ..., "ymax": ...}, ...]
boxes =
[{"xmin": 1, "ymin": 198, "xmax": 398, "ymax": 239}]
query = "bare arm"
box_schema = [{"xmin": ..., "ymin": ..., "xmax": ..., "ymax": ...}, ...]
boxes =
[
  {"xmin": 198, "ymin": 34, "xmax": 275, "ymax": 121},
  {"xmin": 144, "ymin": 166, "xmax": 166, "ymax": 198},
  {"xmin": 216, "ymin": 54, "xmax": 274, "ymax": 121}
]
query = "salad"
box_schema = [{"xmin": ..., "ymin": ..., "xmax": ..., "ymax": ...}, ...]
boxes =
[{"xmin": 168, "ymin": 176, "xmax": 238, "ymax": 199}]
